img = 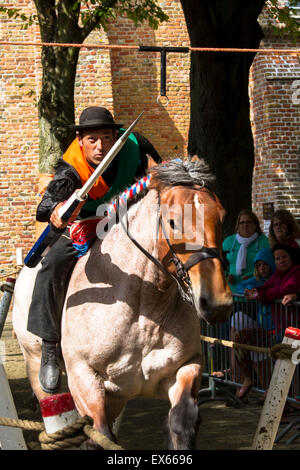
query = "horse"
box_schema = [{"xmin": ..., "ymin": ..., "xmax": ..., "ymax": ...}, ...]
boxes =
[{"xmin": 12, "ymin": 158, "xmax": 233, "ymax": 450}]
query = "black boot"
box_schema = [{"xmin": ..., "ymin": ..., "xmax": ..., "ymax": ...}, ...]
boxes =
[{"xmin": 39, "ymin": 340, "xmax": 61, "ymax": 393}]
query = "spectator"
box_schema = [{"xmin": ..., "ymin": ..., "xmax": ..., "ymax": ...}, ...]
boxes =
[
  {"xmin": 230, "ymin": 248, "xmax": 276, "ymax": 398},
  {"xmin": 236, "ymin": 248, "xmax": 276, "ymax": 293},
  {"xmin": 212, "ymin": 249, "xmax": 276, "ymax": 399},
  {"xmin": 245, "ymin": 244, "xmax": 300, "ymax": 408},
  {"xmin": 245, "ymin": 244, "xmax": 300, "ymax": 340},
  {"xmin": 213, "ymin": 244, "xmax": 300, "ymax": 405},
  {"xmin": 269, "ymin": 209, "xmax": 300, "ymax": 249},
  {"xmin": 234, "ymin": 247, "xmax": 276, "ymax": 330},
  {"xmin": 222, "ymin": 209, "xmax": 270, "ymax": 293}
]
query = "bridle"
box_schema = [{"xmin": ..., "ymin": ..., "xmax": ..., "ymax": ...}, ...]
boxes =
[{"xmin": 117, "ymin": 189, "xmax": 221, "ymax": 307}]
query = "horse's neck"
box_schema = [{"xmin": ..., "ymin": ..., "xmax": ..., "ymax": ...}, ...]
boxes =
[
  {"xmin": 125, "ymin": 190, "xmax": 182, "ymax": 315},
  {"xmin": 107, "ymin": 189, "xmax": 179, "ymax": 312},
  {"xmin": 116, "ymin": 188, "xmax": 159, "ymax": 254},
  {"xmin": 77, "ymin": 189, "xmax": 183, "ymax": 326}
]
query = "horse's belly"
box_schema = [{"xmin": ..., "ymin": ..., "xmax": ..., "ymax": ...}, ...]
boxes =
[
  {"xmin": 102, "ymin": 347, "xmax": 187, "ymax": 398},
  {"xmin": 139, "ymin": 347, "xmax": 193, "ymax": 397},
  {"xmin": 104, "ymin": 375, "xmax": 141, "ymax": 396}
]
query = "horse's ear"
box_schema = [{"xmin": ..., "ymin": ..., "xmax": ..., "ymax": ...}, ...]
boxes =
[{"xmin": 146, "ymin": 154, "xmax": 158, "ymax": 169}]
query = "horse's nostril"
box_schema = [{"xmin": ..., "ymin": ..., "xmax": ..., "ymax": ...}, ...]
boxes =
[{"xmin": 200, "ymin": 297, "xmax": 208, "ymax": 310}]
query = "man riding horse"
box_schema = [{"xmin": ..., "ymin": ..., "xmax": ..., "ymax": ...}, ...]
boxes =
[{"xmin": 27, "ymin": 106, "xmax": 161, "ymax": 394}]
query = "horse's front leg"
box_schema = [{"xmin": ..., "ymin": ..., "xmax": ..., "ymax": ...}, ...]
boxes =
[
  {"xmin": 66, "ymin": 362, "xmax": 119, "ymax": 449},
  {"xmin": 167, "ymin": 362, "xmax": 202, "ymax": 450}
]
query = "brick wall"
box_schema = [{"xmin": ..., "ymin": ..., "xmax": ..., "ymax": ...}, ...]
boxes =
[
  {"xmin": 250, "ymin": 29, "xmax": 300, "ymax": 230},
  {"xmin": 0, "ymin": 1, "xmax": 41, "ymax": 275},
  {"xmin": 0, "ymin": 1, "xmax": 190, "ymax": 274},
  {"xmin": 0, "ymin": 1, "xmax": 300, "ymax": 275}
]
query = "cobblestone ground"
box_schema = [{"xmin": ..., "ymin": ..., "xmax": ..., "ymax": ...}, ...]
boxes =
[{"xmin": 2, "ymin": 311, "xmax": 300, "ymax": 451}]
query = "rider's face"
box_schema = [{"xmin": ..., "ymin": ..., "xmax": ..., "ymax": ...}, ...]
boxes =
[{"xmin": 79, "ymin": 128, "xmax": 117, "ymax": 166}]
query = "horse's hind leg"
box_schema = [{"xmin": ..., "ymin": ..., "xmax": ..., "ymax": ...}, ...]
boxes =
[{"xmin": 167, "ymin": 363, "xmax": 202, "ymax": 450}]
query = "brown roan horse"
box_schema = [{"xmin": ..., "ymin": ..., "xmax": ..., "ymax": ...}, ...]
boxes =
[{"xmin": 12, "ymin": 158, "xmax": 232, "ymax": 450}]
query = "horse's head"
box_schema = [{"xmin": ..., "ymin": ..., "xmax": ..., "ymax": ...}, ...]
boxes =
[{"xmin": 150, "ymin": 159, "xmax": 233, "ymax": 324}]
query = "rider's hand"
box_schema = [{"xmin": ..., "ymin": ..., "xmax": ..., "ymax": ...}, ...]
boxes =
[
  {"xmin": 50, "ymin": 201, "xmax": 82, "ymax": 229},
  {"xmin": 50, "ymin": 202, "xmax": 69, "ymax": 229}
]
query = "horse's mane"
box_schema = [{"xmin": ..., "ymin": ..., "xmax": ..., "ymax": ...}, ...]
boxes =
[
  {"xmin": 106, "ymin": 158, "xmax": 216, "ymax": 216},
  {"xmin": 148, "ymin": 158, "xmax": 215, "ymax": 192}
]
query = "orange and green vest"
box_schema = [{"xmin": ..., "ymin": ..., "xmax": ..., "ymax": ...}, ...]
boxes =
[{"xmin": 63, "ymin": 129, "xmax": 140, "ymax": 215}]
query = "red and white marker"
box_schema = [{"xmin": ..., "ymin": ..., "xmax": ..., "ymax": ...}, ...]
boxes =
[
  {"xmin": 252, "ymin": 327, "xmax": 300, "ymax": 450},
  {"xmin": 40, "ymin": 393, "xmax": 86, "ymax": 449}
]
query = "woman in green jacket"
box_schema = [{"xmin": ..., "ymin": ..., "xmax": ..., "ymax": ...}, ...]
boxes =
[{"xmin": 223, "ymin": 209, "xmax": 270, "ymax": 293}]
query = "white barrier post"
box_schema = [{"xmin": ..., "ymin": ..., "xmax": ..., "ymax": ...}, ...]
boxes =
[
  {"xmin": 39, "ymin": 392, "xmax": 87, "ymax": 450},
  {"xmin": 252, "ymin": 326, "xmax": 300, "ymax": 450},
  {"xmin": 16, "ymin": 248, "xmax": 23, "ymax": 268},
  {"xmin": 0, "ymin": 361, "xmax": 27, "ymax": 450},
  {"xmin": 0, "ymin": 278, "xmax": 16, "ymax": 338}
]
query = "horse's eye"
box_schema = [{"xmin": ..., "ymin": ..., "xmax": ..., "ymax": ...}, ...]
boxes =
[{"xmin": 169, "ymin": 219, "xmax": 176, "ymax": 230}]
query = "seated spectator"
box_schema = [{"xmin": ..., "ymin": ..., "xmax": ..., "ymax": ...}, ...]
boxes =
[
  {"xmin": 269, "ymin": 209, "xmax": 300, "ymax": 249},
  {"xmin": 235, "ymin": 248, "xmax": 276, "ymax": 294},
  {"xmin": 214, "ymin": 244, "xmax": 300, "ymax": 406},
  {"xmin": 234, "ymin": 247, "xmax": 276, "ymax": 329},
  {"xmin": 213, "ymin": 249, "xmax": 276, "ymax": 399},
  {"xmin": 245, "ymin": 244, "xmax": 300, "ymax": 340},
  {"xmin": 223, "ymin": 209, "xmax": 270, "ymax": 293},
  {"xmin": 231, "ymin": 248, "xmax": 276, "ymax": 398},
  {"xmin": 245, "ymin": 244, "xmax": 300, "ymax": 408}
]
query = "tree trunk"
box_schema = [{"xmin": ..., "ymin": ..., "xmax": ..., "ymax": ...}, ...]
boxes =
[
  {"xmin": 180, "ymin": 0, "xmax": 266, "ymax": 236},
  {"xmin": 38, "ymin": 45, "xmax": 79, "ymax": 173},
  {"xmin": 34, "ymin": 0, "xmax": 82, "ymax": 173}
]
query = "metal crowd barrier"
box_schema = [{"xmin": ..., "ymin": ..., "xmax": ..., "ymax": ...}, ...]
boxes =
[{"xmin": 199, "ymin": 294, "xmax": 300, "ymax": 405}]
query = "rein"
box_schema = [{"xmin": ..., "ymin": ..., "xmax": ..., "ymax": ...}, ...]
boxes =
[{"xmin": 117, "ymin": 190, "xmax": 220, "ymax": 307}]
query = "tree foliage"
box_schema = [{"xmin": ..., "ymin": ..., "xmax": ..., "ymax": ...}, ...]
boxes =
[
  {"xmin": 0, "ymin": 1, "xmax": 168, "ymax": 33},
  {"xmin": 4, "ymin": 1, "xmax": 299, "ymax": 36},
  {"xmin": 266, "ymin": 0, "xmax": 300, "ymax": 40}
]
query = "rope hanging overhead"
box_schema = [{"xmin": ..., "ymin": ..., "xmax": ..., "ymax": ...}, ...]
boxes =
[{"xmin": 0, "ymin": 41, "xmax": 299, "ymax": 55}]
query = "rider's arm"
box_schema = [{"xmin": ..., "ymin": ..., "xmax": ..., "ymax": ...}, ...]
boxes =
[
  {"xmin": 133, "ymin": 132, "xmax": 162, "ymax": 177},
  {"xmin": 36, "ymin": 160, "xmax": 81, "ymax": 223}
]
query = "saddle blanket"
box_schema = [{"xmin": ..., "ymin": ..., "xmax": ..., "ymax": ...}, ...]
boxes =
[{"xmin": 69, "ymin": 217, "xmax": 102, "ymax": 257}]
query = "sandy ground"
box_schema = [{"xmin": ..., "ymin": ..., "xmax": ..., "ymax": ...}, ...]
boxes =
[{"xmin": 2, "ymin": 310, "xmax": 300, "ymax": 452}]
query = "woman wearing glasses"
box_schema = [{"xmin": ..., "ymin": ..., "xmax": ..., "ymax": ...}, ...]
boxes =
[{"xmin": 223, "ymin": 209, "xmax": 270, "ymax": 293}]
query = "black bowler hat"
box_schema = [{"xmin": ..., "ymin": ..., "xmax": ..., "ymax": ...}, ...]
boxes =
[{"xmin": 72, "ymin": 106, "xmax": 123, "ymax": 131}]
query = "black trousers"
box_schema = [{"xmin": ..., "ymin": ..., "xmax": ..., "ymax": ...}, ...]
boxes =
[{"xmin": 27, "ymin": 229, "xmax": 77, "ymax": 342}]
